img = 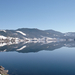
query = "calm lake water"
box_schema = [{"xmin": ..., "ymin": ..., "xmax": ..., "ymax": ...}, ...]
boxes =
[{"xmin": 0, "ymin": 42, "xmax": 75, "ymax": 75}]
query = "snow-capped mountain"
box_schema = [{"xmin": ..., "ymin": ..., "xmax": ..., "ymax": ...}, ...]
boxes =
[{"xmin": 0, "ymin": 28, "xmax": 75, "ymax": 40}]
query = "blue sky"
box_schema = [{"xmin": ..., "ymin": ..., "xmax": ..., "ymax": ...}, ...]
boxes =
[{"xmin": 0, "ymin": 0, "xmax": 75, "ymax": 32}]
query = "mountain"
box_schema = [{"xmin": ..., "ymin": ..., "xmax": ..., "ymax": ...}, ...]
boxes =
[
  {"xmin": 0, "ymin": 28, "xmax": 75, "ymax": 39},
  {"xmin": 64, "ymin": 32, "xmax": 75, "ymax": 37},
  {"xmin": 45, "ymin": 29, "xmax": 64, "ymax": 38},
  {"xmin": 0, "ymin": 28, "xmax": 65, "ymax": 39},
  {"xmin": 17, "ymin": 28, "xmax": 49, "ymax": 38}
]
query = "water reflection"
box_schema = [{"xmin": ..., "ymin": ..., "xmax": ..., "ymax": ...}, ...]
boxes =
[
  {"xmin": 0, "ymin": 41, "xmax": 75, "ymax": 75},
  {"xmin": 0, "ymin": 41, "xmax": 75, "ymax": 53}
]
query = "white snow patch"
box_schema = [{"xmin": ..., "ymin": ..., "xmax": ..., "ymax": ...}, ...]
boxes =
[
  {"xmin": 0, "ymin": 43, "xmax": 7, "ymax": 47},
  {"xmin": 16, "ymin": 31, "xmax": 26, "ymax": 36},
  {"xmin": 3, "ymin": 49, "xmax": 7, "ymax": 52},
  {"xmin": 0, "ymin": 30, "xmax": 6, "ymax": 32},
  {"xmin": 17, "ymin": 46, "xmax": 26, "ymax": 51},
  {"xmin": 0, "ymin": 49, "xmax": 7, "ymax": 52},
  {"xmin": 0, "ymin": 35, "xmax": 7, "ymax": 39}
]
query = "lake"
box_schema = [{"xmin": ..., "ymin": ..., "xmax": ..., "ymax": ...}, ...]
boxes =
[{"xmin": 0, "ymin": 41, "xmax": 75, "ymax": 75}]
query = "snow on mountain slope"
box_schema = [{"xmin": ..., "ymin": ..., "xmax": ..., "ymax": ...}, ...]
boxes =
[
  {"xmin": 0, "ymin": 35, "xmax": 7, "ymax": 39},
  {"xmin": 0, "ymin": 30, "xmax": 6, "ymax": 32},
  {"xmin": 17, "ymin": 46, "xmax": 26, "ymax": 51},
  {"xmin": 16, "ymin": 31, "xmax": 26, "ymax": 36},
  {"xmin": 0, "ymin": 43, "xmax": 7, "ymax": 47}
]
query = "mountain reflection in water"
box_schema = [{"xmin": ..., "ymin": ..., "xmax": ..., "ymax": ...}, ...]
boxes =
[
  {"xmin": 0, "ymin": 41, "xmax": 75, "ymax": 75},
  {"xmin": 0, "ymin": 41, "xmax": 75, "ymax": 53}
]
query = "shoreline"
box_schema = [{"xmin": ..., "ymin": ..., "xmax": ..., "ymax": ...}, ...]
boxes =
[{"xmin": 0, "ymin": 66, "xmax": 9, "ymax": 75}]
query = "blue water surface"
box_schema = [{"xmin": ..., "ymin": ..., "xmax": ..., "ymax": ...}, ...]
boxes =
[{"xmin": 0, "ymin": 46, "xmax": 75, "ymax": 75}]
